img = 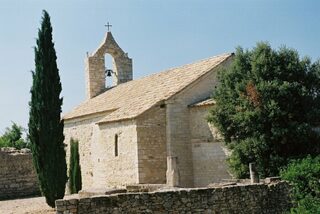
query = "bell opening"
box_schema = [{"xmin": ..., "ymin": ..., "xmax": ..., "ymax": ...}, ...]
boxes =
[{"xmin": 105, "ymin": 53, "xmax": 114, "ymax": 88}]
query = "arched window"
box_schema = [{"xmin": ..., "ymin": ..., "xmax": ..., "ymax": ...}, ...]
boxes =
[
  {"xmin": 105, "ymin": 53, "xmax": 114, "ymax": 88},
  {"xmin": 114, "ymin": 134, "xmax": 118, "ymax": 157}
]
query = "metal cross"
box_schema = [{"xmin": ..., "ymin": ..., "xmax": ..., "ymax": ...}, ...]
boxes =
[{"xmin": 105, "ymin": 22, "xmax": 112, "ymax": 32}]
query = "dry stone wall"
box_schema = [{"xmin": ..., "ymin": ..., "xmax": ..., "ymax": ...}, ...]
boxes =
[
  {"xmin": 0, "ymin": 148, "xmax": 40, "ymax": 200},
  {"xmin": 56, "ymin": 181, "xmax": 291, "ymax": 214}
]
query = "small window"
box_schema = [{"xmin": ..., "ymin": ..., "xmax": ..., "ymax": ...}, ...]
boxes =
[{"xmin": 114, "ymin": 134, "xmax": 118, "ymax": 157}]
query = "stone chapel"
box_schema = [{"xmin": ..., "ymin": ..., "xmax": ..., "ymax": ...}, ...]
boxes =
[{"xmin": 63, "ymin": 31, "xmax": 234, "ymax": 191}]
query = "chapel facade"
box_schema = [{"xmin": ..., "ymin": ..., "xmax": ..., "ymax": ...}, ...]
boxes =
[{"xmin": 63, "ymin": 31, "xmax": 233, "ymax": 190}]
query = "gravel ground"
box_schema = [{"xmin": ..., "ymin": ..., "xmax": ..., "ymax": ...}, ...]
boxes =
[{"xmin": 0, "ymin": 195, "xmax": 78, "ymax": 214}]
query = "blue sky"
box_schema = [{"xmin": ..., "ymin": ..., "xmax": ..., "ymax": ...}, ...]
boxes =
[{"xmin": 0, "ymin": 0, "xmax": 320, "ymax": 132}]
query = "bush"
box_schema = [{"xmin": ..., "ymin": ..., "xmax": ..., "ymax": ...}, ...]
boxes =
[
  {"xmin": 69, "ymin": 138, "xmax": 82, "ymax": 194},
  {"xmin": 0, "ymin": 122, "xmax": 29, "ymax": 149},
  {"xmin": 280, "ymin": 156, "xmax": 320, "ymax": 213}
]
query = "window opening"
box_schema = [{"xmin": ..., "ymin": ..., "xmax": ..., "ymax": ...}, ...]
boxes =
[
  {"xmin": 114, "ymin": 134, "xmax": 118, "ymax": 157},
  {"xmin": 105, "ymin": 54, "xmax": 114, "ymax": 88}
]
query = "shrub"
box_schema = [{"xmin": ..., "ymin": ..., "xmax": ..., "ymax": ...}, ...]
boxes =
[
  {"xmin": 280, "ymin": 156, "xmax": 320, "ymax": 213},
  {"xmin": 0, "ymin": 122, "xmax": 29, "ymax": 149}
]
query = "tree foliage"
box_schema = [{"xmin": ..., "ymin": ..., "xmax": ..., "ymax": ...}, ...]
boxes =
[
  {"xmin": 208, "ymin": 42, "xmax": 320, "ymax": 178},
  {"xmin": 280, "ymin": 156, "xmax": 320, "ymax": 213},
  {"xmin": 69, "ymin": 138, "xmax": 82, "ymax": 194},
  {"xmin": 0, "ymin": 122, "xmax": 29, "ymax": 149},
  {"xmin": 28, "ymin": 10, "xmax": 67, "ymax": 208}
]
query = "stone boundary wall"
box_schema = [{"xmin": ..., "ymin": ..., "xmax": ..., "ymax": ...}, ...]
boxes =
[
  {"xmin": 0, "ymin": 148, "xmax": 40, "ymax": 200},
  {"xmin": 56, "ymin": 181, "xmax": 291, "ymax": 214}
]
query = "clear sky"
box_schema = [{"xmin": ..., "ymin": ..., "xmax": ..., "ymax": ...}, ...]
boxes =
[{"xmin": 0, "ymin": 0, "xmax": 320, "ymax": 132}]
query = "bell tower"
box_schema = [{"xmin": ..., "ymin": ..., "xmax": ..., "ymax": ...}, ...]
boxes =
[{"xmin": 85, "ymin": 29, "xmax": 133, "ymax": 100}]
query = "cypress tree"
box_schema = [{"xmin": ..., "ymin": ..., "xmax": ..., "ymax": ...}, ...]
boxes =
[
  {"xmin": 69, "ymin": 138, "xmax": 82, "ymax": 194},
  {"xmin": 28, "ymin": 10, "xmax": 67, "ymax": 208}
]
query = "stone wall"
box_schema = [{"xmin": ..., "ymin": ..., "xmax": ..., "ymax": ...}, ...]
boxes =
[
  {"xmin": 97, "ymin": 120, "xmax": 139, "ymax": 188},
  {"xmin": 189, "ymin": 105, "xmax": 221, "ymax": 142},
  {"xmin": 189, "ymin": 105, "xmax": 232, "ymax": 186},
  {"xmin": 0, "ymin": 148, "xmax": 40, "ymax": 200},
  {"xmin": 165, "ymin": 57, "xmax": 232, "ymax": 187},
  {"xmin": 136, "ymin": 103, "xmax": 167, "ymax": 184},
  {"xmin": 86, "ymin": 31, "xmax": 132, "ymax": 99},
  {"xmin": 64, "ymin": 114, "xmax": 107, "ymax": 191},
  {"xmin": 56, "ymin": 181, "xmax": 291, "ymax": 214},
  {"xmin": 192, "ymin": 142, "xmax": 231, "ymax": 186},
  {"xmin": 65, "ymin": 114, "xmax": 139, "ymax": 190},
  {"xmin": 166, "ymin": 100, "xmax": 194, "ymax": 187}
]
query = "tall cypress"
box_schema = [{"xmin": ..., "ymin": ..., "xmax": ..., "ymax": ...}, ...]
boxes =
[
  {"xmin": 28, "ymin": 10, "xmax": 67, "ymax": 208},
  {"xmin": 69, "ymin": 138, "xmax": 82, "ymax": 194}
]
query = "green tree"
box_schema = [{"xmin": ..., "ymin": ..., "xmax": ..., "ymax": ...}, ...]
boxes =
[
  {"xmin": 28, "ymin": 10, "xmax": 67, "ymax": 208},
  {"xmin": 68, "ymin": 138, "xmax": 82, "ymax": 194},
  {"xmin": 280, "ymin": 156, "xmax": 320, "ymax": 214},
  {"xmin": 208, "ymin": 42, "xmax": 320, "ymax": 178},
  {"xmin": 0, "ymin": 122, "xmax": 29, "ymax": 149}
]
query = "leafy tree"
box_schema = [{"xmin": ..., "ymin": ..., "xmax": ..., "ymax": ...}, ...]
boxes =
[
  {"xmin": 0, "ymin": 122, "xmax": 29, "ymax": 149},
  {"xmin": 68, "ymin": 138, "xmax": 82, "ymax": 194},
  {"xmin": 280, "ymin": 156, "xmax": 320, "ymax": 214},
  {"xmin": 28, "ymin": 10, "xmax": 67, "ymax": 208},
  {"xmin": 208, "ymin": 42, "xmax": 320, "ymax": 178}
]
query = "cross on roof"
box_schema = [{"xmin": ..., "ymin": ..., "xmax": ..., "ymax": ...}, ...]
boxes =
[{"xmin": 105, "ymin": 22, "xmax": 112, "ymax": 32}]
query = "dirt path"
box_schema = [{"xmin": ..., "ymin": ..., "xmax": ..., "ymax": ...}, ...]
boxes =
[{"xmin": 0, "ymin": 195, "xmax": 78, "ymax": 214}]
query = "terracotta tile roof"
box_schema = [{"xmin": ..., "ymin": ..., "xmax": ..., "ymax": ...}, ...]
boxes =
[
  {"xmin": 63, "ymin": 53, "xmax": 233, "ymax": 123},
  {"xmin": 189, "ymin": 98, "xmax": 216, "ymax": 107}
]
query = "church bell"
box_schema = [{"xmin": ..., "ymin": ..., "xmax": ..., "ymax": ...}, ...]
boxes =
[{"xmin": 105, "ymin": 69, "xmax": 113, "ymax": 77}]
